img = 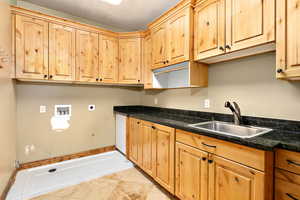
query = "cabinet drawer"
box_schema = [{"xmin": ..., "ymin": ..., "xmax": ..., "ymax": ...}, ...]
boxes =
[
  {"xmin": 276, "ymin": 149, "xmax": 300, "ymax": 175},
  {"xmin": 176, "ymin": 129, "xmax": 268, "ymax": 171},
  {"xmin": 275, "ymin": 169, "xmax": 300, "ymax": 200}
]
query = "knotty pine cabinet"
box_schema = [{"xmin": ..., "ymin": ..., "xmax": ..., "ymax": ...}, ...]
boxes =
[
  {"xmin": 150, "ymin": 0, "xmax": 193, "ymax": 70},
  {"xmin": 15, "ymin": 15, "xmax": 49, "ymax": 79},
  {"xmin": 76, "ymin": 30, "xmax": 99, "ymax": 82},
  {"xmin": 99, "ymin": 35, "xmax": 119, "ymax": 83},
  {"xmin": 142, "ymin": 35, "xmax": 153, "ymax": 89},
  {"xmin": 118, "ymin": 37, "xmax": 142, "ymax": 84},
  {"xmin": 175, "ymin": 129, "xmax": 273, "ymax": 200},
  {"xmin": 276, "ymin": 0, "xmax": 300, "ymax": 80},
  {"xmin": 194, "ymin": 0, "xmax": 275, "ymax": 63},
  {"xmin": 49, "ymin": 23, "xmax": 76, "ymax": 81},
  {"xmin": 128, "ymin": 117, "xmax": 175, "ymax": 194},
  {"xmin": 275, "ymin": 149, "xmax": 300, "ymax": 200}
]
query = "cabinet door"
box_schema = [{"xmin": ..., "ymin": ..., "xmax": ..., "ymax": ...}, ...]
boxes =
[
  {"xmin": 151, "ymin": 24, "xmax": 168, "ymax": 69},
  {"xmin": 76, "ymin": 30, "xmax": 99, "ymax": 82},
  {"xmin": 118, "ymin": 38, "xmax": 141, "ymax": 83},
  {"xmin": 15, "ymin": 15, "xmax": 48, "ymax": 79},
  {"xmin": 143, "ymin": 35, "xmax": 152, "ymax": 89},
  {"xmin": 154, "ymin": 123, "xmax": 175, "ymax": 194},
  {"xmin": 49, "ymin": 23, "xmax": 75, "ymax": 81},
  {"xmin": 194, "ymin": 0, "xmax": 225, "ymax": 60},
  {"xmin": 175, "ymin": 142, "xmax": 208, "ymax": 200},
  {"xmin": 167, "ymin": 7, "xmax": 192, "ymax": 65},
  {"xmin": 140, "ymin": 120, "xmax": 156, "ymax": 177},
  {"xmin": 225, "ymin": 0, "xmax": 275, "ymax": 52},
  {"xmin": 99, "ymin": 35, "xmax": 118, "ymax": 83},
  {"xmin": 128, "ymin": 118, "xmax": 142, "ymax": 166},
  {"xmin": 209, "ymin": 155, "xmax": 265, "ymax": 200},
  {"xmin": 277, "ymin": 0, "xmax": 300, "ymax": 79}
]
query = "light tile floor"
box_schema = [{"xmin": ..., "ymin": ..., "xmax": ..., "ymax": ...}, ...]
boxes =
[{"xmin": 30, "ymin": 168, "xmax": 175, "ymax": 200}]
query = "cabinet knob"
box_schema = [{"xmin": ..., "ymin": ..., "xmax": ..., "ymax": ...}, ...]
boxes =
[
  {"xmin": 225, "ymin": 45, "xmax": 231, "ymax": 50},
  {"xmin": 208, "ymin": 160, "xmax": 213, "ymax": 164},
  {"xmin": 49, "ymin": 75, "xmax": 53, "ymax": 79},
  {"xmin": 137, "ymin": 122, "xmax": 140, "ymax": 124},
  {"xmin": 138, "ymin": 80, "xmax": 140, "ymax": 83},
  {"xmin": 202, "ymin": 157, "xmax": 207, "ymax": 161},
  {"xmin": 219, "ymin": 46, "xmax": 225, "ymax": 51},
  {"xmin": 163, "ymin": 61, "xmax": 166, "ymax": 64},
  {"xmin": 44, "ymin": 75, "xmax": 48, "ymax": 78},
  {"xmin": 277, "ymin": 69, "xmax": 284, "ymax": 73},
  {"xmin": 151, "ymin": 126, "xmax": 156, "ymax": 129},
  {"xmin": 100, "ymin": 78, "xmax": 103, "ymax": 81},
  {"xmin": 96, "ymin": 78, "xmax": 99, "ymax": 81},
  {"xmin": 166, "ymin": 60, "xmax": 169, "ymax": 63}
]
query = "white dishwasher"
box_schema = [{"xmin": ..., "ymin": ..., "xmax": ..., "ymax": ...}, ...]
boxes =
[{"xmin": 115, "ymin": 113, "xmax": 127, "ymax": 155}]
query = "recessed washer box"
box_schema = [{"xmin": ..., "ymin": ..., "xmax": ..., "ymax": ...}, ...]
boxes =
[{"xmin": 55, "ymin": 105, "xmax": 71, "ymax": 117}]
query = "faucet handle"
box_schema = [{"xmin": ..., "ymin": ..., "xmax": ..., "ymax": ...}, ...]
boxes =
[
  {"xmin": 224, "ymin": 101, "xmax": 231, "ymax": 107},
  {"xmin": 232, "ymin": 102, "xmax": 241, "ymax": 115}
]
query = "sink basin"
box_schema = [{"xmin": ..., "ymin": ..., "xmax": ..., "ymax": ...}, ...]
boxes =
[{"xmin": 189, "ymin": 121, "xmax": 272, "ymax": 139}]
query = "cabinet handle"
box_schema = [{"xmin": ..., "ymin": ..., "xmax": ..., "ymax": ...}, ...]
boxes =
[
  {"xmin": 225, "ymin": 45, "xmax": 231, "ymax": 50},
  {"xmin": 219, "ymin": 46, "xmax": 225, "ymax": 51},
  {"xmin": 277, "ymin": 69, "xmax": 284, "ymax": 74},
  {"xmin": 202, "ymin": 142, "xmax": 217, "ymax": 148},
  {"xmin": 286, "ymin": 193, "xmax": 298, "ymax": 200},
  {"xmin": 287, "ymin": 159, "xmax": 300, "ymax": 167}
]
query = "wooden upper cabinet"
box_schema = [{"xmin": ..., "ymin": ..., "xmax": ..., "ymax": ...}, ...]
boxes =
[
  {"xmin": 194, "ymin": 0, "xmax": 225, "ymax": 60},
  {"xmin": 118, "ymin": 38, "xmax": 142, "ymax": 84},
  {"xmin": 153, "ymin": 124, "xmax": 175, "ymax": 194},
  {"xmin": 167, "ymin": 7, "xmax": 192, "ymax": 65},
  {"xmin": 150, "ymin": 2, "xmax": 193, "ymax": 70},
  {"xmin": 225, "ymin": 0, "xmax": 275, "ymax": 52},
  {"xmin": 175, "ymin": 142, "xmax": 208, "ymax": 200},
  {"xmin": 76, "ymin": 30, "xmax": 99, "ymax": 82},
  {"xmin": 49, "ymin": 23, "xmax": 75, "ymax": 81},
  {"xmin": 99, "ymin": 35, "xmax": 118, "ymax": 83},
  {"xmin": 151, "ymin": 24, "xmax": 168, "ymax": 69},
  {"xmin": 209, "ymin": 155, "xmax": 265, "ymax": 200},
  {"xmin": 15, "ymin": 15, "xmax": 49, "ymax": 79},
  {"xmin": 277, "ymin": 0, "xmax": 300, "ymax": 80},
  {"xmin": 143, "ymin": 35, "xmax": 153, "ymax": 89}
]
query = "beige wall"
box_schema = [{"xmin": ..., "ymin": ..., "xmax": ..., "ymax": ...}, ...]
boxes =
[
  {"xmin": 0, "ymin": 0, "xmax": 17, "ymax": 194},
  {"xmin": 142, "ymin": 52, "xmax": 300, "ymax": 121},
  {"xmin": 16, "ymin": 84, "xmax": 142, "ymax": 163}
]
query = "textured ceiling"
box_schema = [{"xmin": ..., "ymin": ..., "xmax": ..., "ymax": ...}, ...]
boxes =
[{"xmin": 21, "ymin": 0, "xmax": 181, "ymax": 31}]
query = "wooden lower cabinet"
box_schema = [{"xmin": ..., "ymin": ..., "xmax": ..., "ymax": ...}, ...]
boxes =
[
  {"xmin": 154, "ymin": 123, "xmax": 175, "ymax": 193},
  {"xmin": 128, "ymin": 118, "xmax": 175, "ymax": 194},
  {"xmin": 275, "ymin": 169, "xmax": 300, "ymax": 200},
  {"xmin": 128, "ymin": 118, "xmax": 142, "ymax": 165},
  {"xmin": 175, "ymin": 142, "xmax": 208, "ymax": 200},
  {"xmin": 208, "ymin": 155, "xmax": 265, "ymax": 200},
  {"xmin": 140, "ymin": 120, "xmax": 156, "ymax": 177}
]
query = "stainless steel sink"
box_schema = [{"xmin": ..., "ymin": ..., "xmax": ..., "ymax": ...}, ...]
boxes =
[{"xmin": 189, "ymin": 121, "xmax": 272, "ymax": 139}]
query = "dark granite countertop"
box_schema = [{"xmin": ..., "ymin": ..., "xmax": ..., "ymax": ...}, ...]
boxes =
[{"xmin": 114, "ymin": 106, "xmax": 300, "ymax": 152}]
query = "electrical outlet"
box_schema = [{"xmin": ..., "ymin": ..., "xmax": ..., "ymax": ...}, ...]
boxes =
[
  {"xmin": 154, "ymin": 98, "xmax": 158, "ymax": 105},
  {"xmin": 88, "ymin": 105, "xmax": 96, "ymax": 111},
  {"xmin": 204, "ymin": 99, "xmax": 210, "ymax": 108},
  {"xmin": 40, "ymin": 105, "xmax": 46, "ymax": 113}
]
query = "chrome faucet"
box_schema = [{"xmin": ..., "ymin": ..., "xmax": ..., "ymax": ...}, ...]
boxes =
[{"xmin": 225, "ymin": 101, "xmax": 242, "ymax": 125}]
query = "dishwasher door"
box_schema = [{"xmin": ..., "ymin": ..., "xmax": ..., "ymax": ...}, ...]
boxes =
[{"xmin": 115, "ymin": 113, "xmax": 127, "ymax": 155}]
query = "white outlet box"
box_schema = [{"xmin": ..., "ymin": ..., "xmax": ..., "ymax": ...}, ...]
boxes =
[
  {"xmin": 154, "ymin": 98, "xmax": 158, "ymax": 105},
  {"xmin": 88, "ymin": 105, "xmax": 96, "ymax": 111},
  {"xmin": 204, "ymin": 99, "xmax": 210, "ymax": 108},
  {"xmin": 40, "ymin": 105, "xmax": 46, "ymax": 113}
]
